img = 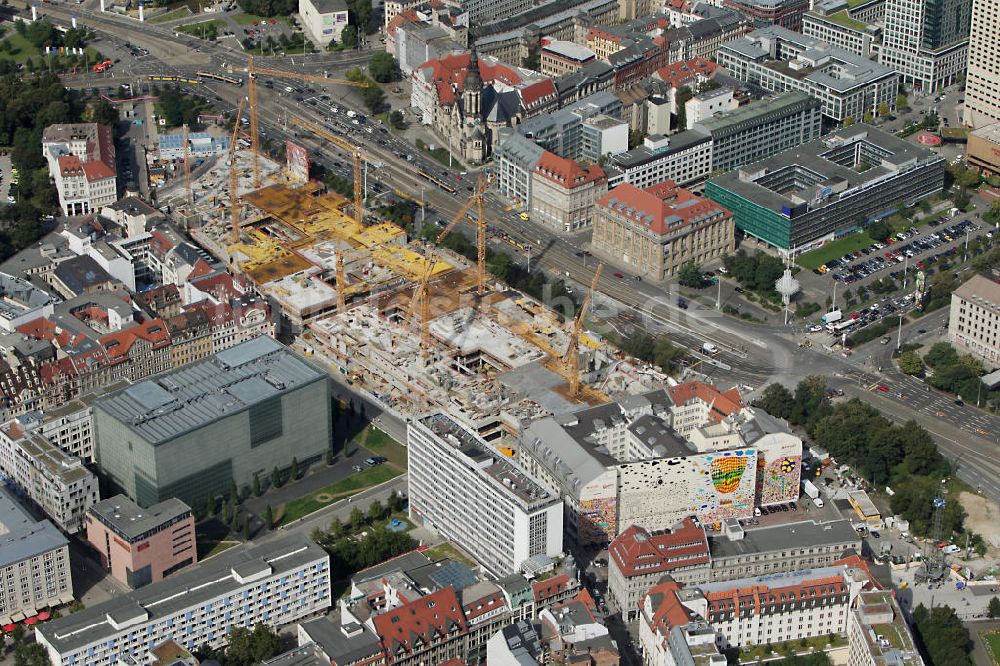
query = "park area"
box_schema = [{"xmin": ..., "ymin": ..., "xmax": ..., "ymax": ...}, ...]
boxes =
[{"xmin": 983, "ymin": 630, "xmax": 1000, "ymax": 665}]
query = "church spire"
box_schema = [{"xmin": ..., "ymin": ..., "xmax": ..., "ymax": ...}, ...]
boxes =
[{"xmin": 463, "ymin": 35, "xmax": 483, "ymax": 118}]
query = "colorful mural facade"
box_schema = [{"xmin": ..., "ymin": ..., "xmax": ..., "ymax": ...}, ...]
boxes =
[
  {"xmin": 755, "ymin": 433, "xmax": 804, "ymax": 506},
  {"xmin": 579, "ymin": 496, "xmax": 618, "ymax": 543},
  {"xmin": 690, "ymin": 449, "xmax": 757, "ymax": 524}
]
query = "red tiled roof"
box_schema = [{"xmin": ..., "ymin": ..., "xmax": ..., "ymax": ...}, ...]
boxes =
[
  {"xmin": 386, "ymin": 8, "xmax": 420, "ymax": 37},
  {"xmin": 373, "ymin": 587, "xmax": 467, "ymax": 663},
  {"xmin": 704, "ymin": 574, "xmax": 848, "ymax": 621},
  {"xmin": 418, "ymin": 52, "xmax": 522, "ymax": 105},
  {"xmin": 100, "ymin": 318, "xmax": 170, "ymax": 363},
  {"xmin": 667, "ymin": 381, "xmax": 743, "ymax": 423},
  {"xmin": 598, "ymin": 182, "xmax": 730, "ymax": 236},
  {"xmin": 81, "ymin": 160, "xmax": 116, "ymax": 182},
  {"xmin": 834, "ymin": 555, "xmax": 883, "ymax": 590},
  {"xmin": 532, "ymin": 574, "xmax": 572, "ymax": 604},
  {"xmin": 533, "ymin": 151, "xmax": 605, "ymax": 190},
  {"xmin": 644, "ymin": 580, "xmax": 692, "ymax": 633},
  {"xmin": 655, "ymin": 57, "xmax": 717, "ymax": 87},
  {"xmin": 462, "ymin": 590, "xmax": 506, "ymax": 622},
  {"xmin": 609, "ymin": 519, "xmax": 710, "ymax": 579},
  {"xmin": 57, "ymin": 155, "xmax": 84, "ymax": 178},
  {"xmin": 520, "ymin": 78, "xmax": 558, "ymax": 108},
  {"xmin": 149, "ymin": 230, "xmax": 176, "ymax": 258}
]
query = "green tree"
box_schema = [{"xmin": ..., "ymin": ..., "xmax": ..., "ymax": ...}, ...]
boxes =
[
  {"xmin": 224, "ymin": 624, "xmax": 284, "ymax": 666},
  {"xmin": 898, "ymin": 350, "xmax": 924, "ymax": 375},
  {"xmin": 896, "ymin": 93, "xmax": 909, "ymax": 109},
  {"xmin": 924, "ymin": 342, "xmax": 959, "ymax": 368},
  {"xmin": 340, "ymin": 25, "xmax": 358, "ymax": 49},
  {"xmin": 350, "ymin": 506, "xmax": 365, "ymax": 530},
  {"xmin": 271, "ymin": 466, "xmax": 282, "ymax": 489},
  {"xmin": 369, "ymin": 52, "xmax": 400, "ymax": 83},
  {"xmin": 674, "ymin": 85, "xmax": 692, "ymax": 130},
  {"xmin": 329, "ymin": 516, "xmax": 344, "ymax": 538},
  {"xmin": 755, "ymin": 383, "xmax": 794, "ymax": 420},
  {"xmin": 325, "ymin": 448, "xmax": 334, "ymax": 465},
  {"xmin": 878, "ymin": 102, "xmax": 891, "ymax": 117},
  {"xmin": 387, "ymin": 492, "xmax": 405, "ymax": 513},
  {"xmin": 264, "ymin": 504, "xmax": 274, "ymax": 530},
  {"xmin": 290, "ymin": 456, "xmax": 299, "ymax": 481},
  {"xmin": 243, "ymin": 519, "xmax": 251, "ymax": 541},
  {"xmin": 911, "ymin": 604, "xmax": 973, "ymax": 666},
  {"xmin": 222, "ymin": 500, "xmax": 233, "ymax": 524},
  {"xmin": 843, "ymin": 116, "xmax": 855, "ymax": 127},
  {"xmin": 368, "ymin": 499, "xmax": 385, "ymax": 522},
  {"xmin": 14, "ymin": 642, "xmax": 50, "ymax": 666},
  {"xmin": 677, "ymin": 261, "xmax": 704, "ymax": 288},
  {"xmin": 989, "ymin": 596, "xmax": 1000, "ymax": 618},
  {"xmin": 863, "ymin": 112, "xmax": 874, "ymax": 123},
  {"xmin": 229, "ymin": 481, "xmax": 239, "ymax": 506},
  {"xmin": 252, "ymin": 472, "xmax": 262, "ymax": 497},
  {"xmin": 361, "ymin": 82, "xmax": 386, "ymax": 113},
  {"xmin": 389, "ymin": 109, "xmax": 405, "ymax": 129}
]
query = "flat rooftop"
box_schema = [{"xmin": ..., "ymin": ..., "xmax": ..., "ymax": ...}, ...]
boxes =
[
  {"xmin": 708, "ymin": 124, "xmax": 943, "ymax": 214},
  {"xmin": 420, "ymin": 413, "xmax": 556, "ymax": 509},
  {"xmin": 88, "ymin": 495, "xmax": 191, "ymax": 542},
  {"xmin": 36, "ymin": 535, "xmax": 326, "ymax": 655},
  {"xmin": 694, "ymin": 91, "xmax": 818, "ymax": 139},
  {"xmin": 710, "ymin": 519, "xmax": 860, "ymax": 560},
  {"xmin": 854, "ymin": 590, "xmax": 921, "ymax": 663},
  {"xmin": 0, "ymin": 486, "xmax": 68, "ymax": 569},
  {"xmin": 95, "ymin": 336, "xmax": 325, "ymax": 444},
  {"xmin": 697, "ymin": 564, "xmax": 848, "ymax": 596}
]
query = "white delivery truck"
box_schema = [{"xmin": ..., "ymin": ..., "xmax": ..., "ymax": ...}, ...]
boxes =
[
  {"xmin": 802, "ymin": 479, "xmax": 820, "ymax": 499},
  {"xmin": 821, "ymin": 309, "xmax": 843, "ymax": 324}
]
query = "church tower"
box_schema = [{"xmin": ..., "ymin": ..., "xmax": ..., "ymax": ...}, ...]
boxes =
[{"xmin": 463, "ymin": 40, "xmax": 483, "ymax": 120}]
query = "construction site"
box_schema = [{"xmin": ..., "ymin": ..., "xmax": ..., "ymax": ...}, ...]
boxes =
[{"xmin": 166, "ymin": 66, "xmax": 670, "ymax": 444}]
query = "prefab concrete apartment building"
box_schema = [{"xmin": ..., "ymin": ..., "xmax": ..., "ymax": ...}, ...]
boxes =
[{"xmin": 93, "ymin": 336, "xmax": 332, "ymax": 508}]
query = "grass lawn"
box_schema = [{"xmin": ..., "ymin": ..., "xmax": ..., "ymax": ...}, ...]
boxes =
[
  {"xmin": 827, "ymin": 9, "xmax": 868, "ymax": 30},
  {"xmin": 0, "ymin": 32, "xmax": 41, "ymax": 64},
  {"xmin": 741, "ymin": 635, "xmax": 846, "ymax": 662},
  {"xmin": 423, "ymin": 542, "xmax": 477, "ymax": 568},
  {"xmin": 150, "ymin": 6, "xmax": 192, "ymax": 23},
  {"xmin": 279, "ymin": 464, "xmax": 401, "ymax": 525},
  {"xmin": 982, "ymin": 630, "xmax": 1000, "ymax": 665},
  {"xmin": 176, "ymin": 19, "xmax": 226, "ymax": 37},
  {"xmin": 362, "ymin": 426, "xmax": 407, "ymax": 469},
  {"xmin": 796, "ymin": 231, "xmax": 874, "ymax": 269},
  {"xmin": 197, "ymin": 536, "xmax": 239, "ymax": 560},
  {"xmin": 232, "ymin": 12, "xmax": 292, "ymax": 25}
]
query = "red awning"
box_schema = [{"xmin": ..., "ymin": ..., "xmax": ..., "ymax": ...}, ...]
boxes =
[
  {"xmin": 36, "ymin": 612, "xmax": 51, "ymax": 621},
  {"xmin": 1, "ymin": 624, "xmax": 15, "ymax": 632},
  {"xmin": 23, "ymin": 617, "xmax": 37, "ymax": 625}
]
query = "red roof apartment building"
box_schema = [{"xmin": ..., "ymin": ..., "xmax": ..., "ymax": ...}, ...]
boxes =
[
  {"xmin": 530, "ymin": 151, "xmax": 608, "ymax": 233},
  {"xmin": 42, "ymin": 123, "xmax": 118, "ymax": 217},
  {"xmin": 591, "ymin": 179, "xmax": 734, "ymax": 282}
]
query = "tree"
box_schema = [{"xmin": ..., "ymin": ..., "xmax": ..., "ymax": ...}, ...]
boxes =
[
  {"xmin": 368, "ymin": 499, "xmax": 385, "ymax": 522},
  {"xmin": 290, "ymin": 456, "xmax": 300, "ymax": 481},
  {"xmin": 243, "ymin": 519, "xmax": 251, "ymax": 541},
  {"xmin": 252, "ymin": 472, "xmax": 262, "ymax": 497},
  {"xmin": 361, "ymin": 83, "xmax": 386, "ymax": 113},
  {"xmin": 843, "ymin": 116, "xmax": 855, "ymax": 127},
  {"xmin": 229, "ymin": 481, "xmax": 239, "ymax": 506},
  {"xmin": 264, "ymin": 504, "xmax": 274, "ymax": 530},
  {"xmin": 990, "ymin": 596, "xmax": 1000, "ymax": 619},
  {"xmin": 389, "ymin": 109, "xmax": 405, "ymax": 129},
  {"xmin": 912, "ymin": 604, "xmax": 973, "ymax": 666},
  {"xmin": 369, "ymin": 52, "xmax": 400, "ymax": 83},
  {"xmin": 924, "ymin": 342, "xmax": 959, "ymax": 369},
  {"xmin": 878, "ymin": 102, "xmax": 891, "ymax": 117},
  {"xmin": 898, "ymin": 350, "xmax": 924, "ymax": 375},
  {"xmin": 896, "ymin": 93, "xmax": 909, "ymax": 109},
  {"xmin": 13, "ymin": 642, "xmax": 50, "ymax": 666},
  {"xmin": 755, "ymin": 383, "xmax": 794, "ymax": 420},
  {"xmin": 235, "ymin": 0, "xmax": 295, "ymax": 17},
  {"xmin": 271, "ymin": 466, "xmax": 282, "ymax": 489},
  {"xmin": 224, "ymin": 624, "xmax": 284, "ymax": 666},
  {"xmin": 387, "ymin": 492, "xmax": 405, "ymax": 513},
  {"xmin": 329, "ymin": 516, "xmax": 344, "ymax": 538},
  {"xmin": 222, "ymin": 500, "xmax": 233, "ymax": 524},
  {"xmin": 340, "ymin": 25, "xmax": 358, "ymax": 49},
  {"xmin": 350, "ymin": 506, "xmax": 365, "ymax": 530},
  {"xmin": 674, "ymin": 85, "xmax": 692, "ymax": 130},
  {"xmin": 863, "ymin": 112, "xmax": 874, "ymax": 123},
  {"xmin": 677, "ymin": 261, "xmax": 704, "ymax": 288}
]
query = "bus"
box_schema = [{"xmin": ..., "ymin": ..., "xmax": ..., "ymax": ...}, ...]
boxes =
[
  {"xmin": 197, "ymin": 71, "xmax": 244, "ymax": 86},
  {"xmin": 827, "ymin": 319, "xmax": 856, "ymax": 334},
  {"xmin": 416, "ymin": 169, "xmax": 457, "ymax": 194}
]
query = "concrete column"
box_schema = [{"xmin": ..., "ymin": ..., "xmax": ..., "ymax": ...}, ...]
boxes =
[
  {"xmin": 138, "ymin": 2, "xmax": 144, "ymax": 21},
  {"xmin": 72, "ymin": 16, "xmax": 77, "ymax": 28},
  {"xmin": 30, "ymin": 4, "xmax": 37, "ymax": 21},
  {"xmin": 99, "ymin": 0, "xmax": 105, "ymax": 12}
]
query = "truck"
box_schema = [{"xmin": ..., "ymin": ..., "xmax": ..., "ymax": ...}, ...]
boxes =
[
  {"xmin": 92, "ymin": 59, "xmax": 113, "ymax": 73},
  {"xmin": 802, "ymin": 479, "xmax": 820, "ymax": 499},
  {"xmin": 821, "ymin": 309, "xmax": 843, "ymax": 324}
]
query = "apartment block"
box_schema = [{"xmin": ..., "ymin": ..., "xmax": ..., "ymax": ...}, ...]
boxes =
[
  {"xmin": 0, "ymin": 486, "xmax": 73, "ymax": 625},
  {"xmin": 36, "ymin": 536, "xmax": 330, "ymax": 666},
  {"xmin": 846, "ymin": 590, "xmax": 924, "ymax": 665},
  {"xmin": 0, "ymin": 420, "xmax": 99, "ymax": 534},
  {"xmin": 803, "ymin": 7, "xmax": 881, "ymax": 58},
  {"xmin": 530, "ymin": 152, "xmax": 608, "ymax": 233},
  {"xmin": 964, "ymin": 0, "xmax": 1000, "ymax": 126},
  {"xmin": 591, "ymin": 180, "xmax": 735, "ymax": 281},
  {"xmin": 42, "ymin": 123, "xmax": 117, "ymax": 217},
  {"xmin": 85, "ymin": 495, "xmax": 196, "ymax": 589},
  {"xmin": 948, "ymin": 273, "xmax": 1000, "ymax": 365},
  {"xmin": 605, "ymin": 132, "xmax": 714, "ymax": 190},
  {"xmin": 718, "ymin": 27, "xmax": 898, "ymax": 122},
  {"xmin": 408, "ymin": 413, "xmax": 563, "ymax": 577}
]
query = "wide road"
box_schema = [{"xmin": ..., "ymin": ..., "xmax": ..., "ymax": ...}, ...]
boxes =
[{"xmin": 41, "ymin": 3, "xmax": 1000, "ymax": 504}]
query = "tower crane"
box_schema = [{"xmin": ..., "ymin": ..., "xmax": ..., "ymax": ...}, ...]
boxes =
[
  {"xmin": 436, "ymin": 174, "xmax": 494, "ymax": 295},
  {"xmin": 227, "ymin": 96, "xmax": 246, "ymax": 244},
  {"xmin": 410, "ymin": 252, "xmax": 437, "ymax": 353},
  {"xmin": 564, "ymin": 264, "xmax": 603, "ymax": 399},
  {"xmin": 290, "ymin": 115, "xmax": 365, "ymax": 226},
  {"xmin": 225, "ymin": 58, "xmax": 370, "ymax": 189}
]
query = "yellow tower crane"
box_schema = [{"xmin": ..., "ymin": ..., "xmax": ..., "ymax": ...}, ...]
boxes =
[
  {"xmin": 290, "ymin": 115, "xmax": 365, "ymax": 226},
  {"xmin": 435, "ymin": 173, "xmax": 495, "ymax": 295},
  {"xmin": 410, "ymin": 252, "xmax": 436, "ymax": 353},
  {"xmin": 225, "ymin": 60, "xmax": 370, "ymax": 189},
  {"xmin": 565, "ymin": 264, "xmax": 603, "ymax": 399},
  {"xmin": 228, "ymin": 96, "xmax": 246, "ymax": 244}
]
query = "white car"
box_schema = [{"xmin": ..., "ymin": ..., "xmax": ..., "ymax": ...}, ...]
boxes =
[{"xmin": 809, "ymin": 324, "xmax": 824, "ymax": 333}]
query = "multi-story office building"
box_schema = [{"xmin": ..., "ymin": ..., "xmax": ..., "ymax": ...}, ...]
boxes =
[
  {"xmin": 964, "ymin": 0, "xmax": 1000, "ymax": 127},
  {"xmin": 706, "ymin": 125, "xmax": 945, "ymax": 252},
  {"xmin": 85, "ymin": 495, "xmax": 196, "ymax": 589},
  {"xmin": 530, "ymin": 152, "xmax": 608, "ymax": 233},
  {"xmin": 948, "ymin": 273, "xmax": 1000, "ymax": 365},
  {"xmin": 718, "ymin": 27, "xmax": 899, "ymax": 122},
  {"xmin": 93, "ymin": 336, "xmax": 332, "ymax": 508},
  {"xmin": 407, "ymin": 413, "xmax": 563, "ymax": 577},
  {"xmin": 878, "ymin": 0, "xmax": 971, "ymax": 92},
  {"xmin": 724, "ymin": 0, "xmax": 809, "ymax": 30},
  {"xmin": 591, "ymin": 180, "xmax": 735, "ymax": 281},
  {"xmin": 696, "ymin": 92, "xmax": 823, "ymax": 174},
  {"xmin": 0, "ymin": 486, "xmax": 73, "ymax": 625},
  {"xmin": 609, "ymin": 518, "xmax": 861, "ymax": 621},
  {"xmin": 41, "ymin": 123, "xmax": 117, "ymax": 217},
  {"xmin": 605, "ymin": 132, "xmax": 714, "ymax": 189},
  {"xmin": 0, "ymin": 421, "xmax": 99, "ymax": 534},
  {"xmin": 297, "ymin": 0, "xmax": 349, "ymax": 48},
  {"xmin": 36, "ymin": 536, "xmax": 330, "ymax": 666},
  {"xmin": 495, "ymin": 132, "xmax": 547, "ymax": 208},
  {"xmin": 967, "ymin": 123, "xmax": 1000, "ymax": 177},
  {"xmin": 846, "ymin": 591, "xmax": 924, "ymax": 665},
  {"xmin": 803, "ymin": 5, "xmax": 882, "ymax": 58}
]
